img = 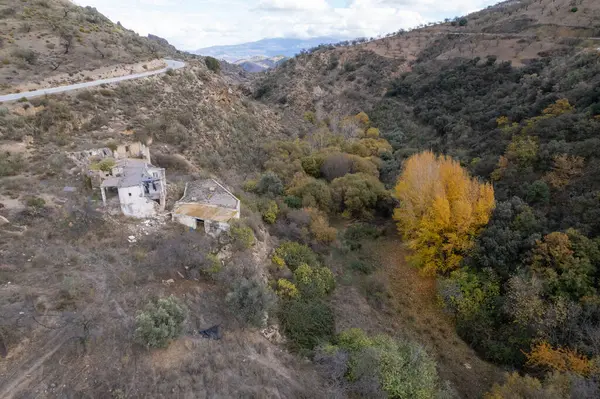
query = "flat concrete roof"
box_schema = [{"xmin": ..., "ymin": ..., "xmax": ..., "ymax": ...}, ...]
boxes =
[{"xmin": 178, "ymin": 179, "xmax": 239, "ymax": 210}]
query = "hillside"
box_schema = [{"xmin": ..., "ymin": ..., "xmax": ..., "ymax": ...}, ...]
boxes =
[
  {"xmin": 0, "ymin": 0, "xmax": 182, "ymax": 94},
  {"xmin": 3, "ymin": 0, "xmax": 600, "ymax": 397},
  {"xmin": 253, "ymin": 0, "xmax": 600, "ymax": 394},
  {"xmin": 255, "ymin": 0, "xmax": 600, "ymax": 113}
]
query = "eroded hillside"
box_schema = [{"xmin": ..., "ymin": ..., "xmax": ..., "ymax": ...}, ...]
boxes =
[{"xmin": 0, "ymin": 0, "xmax": 181, "ymax": 94}]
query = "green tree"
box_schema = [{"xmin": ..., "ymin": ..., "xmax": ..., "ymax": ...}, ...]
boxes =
[
  {"xmin": 205, "ymin": 56, "xmax": 221, "ymax": 73},
  {"xmin": 279, "ymin": 298, "xmax": 335, "ymax": 351},
  {"xmin": 226, "ymin": 278, "xmax": 275, "ymax": 328},
  {"xmin": 331, "ymin": 173, "xmax": 388, "ymax": 217},
  {"xmin": 256, "ymin": 171, "xmax": 284, "ymax": 197}
]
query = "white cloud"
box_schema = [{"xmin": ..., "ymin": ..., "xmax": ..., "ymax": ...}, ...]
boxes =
[
  {"xmin": 75, "ymin": 0, "xmax": 498, "ymax": 50},
  {"xmin": 257, "ymin": 0, "xmax": 330, "ymax": 12}
]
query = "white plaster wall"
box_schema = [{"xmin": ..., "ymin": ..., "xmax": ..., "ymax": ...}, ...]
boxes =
[{"xmin": 118, "ymin": 185, "xmax": 158, "ymax": 218}]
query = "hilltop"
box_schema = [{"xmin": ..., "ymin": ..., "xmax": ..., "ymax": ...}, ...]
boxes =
[{"xmin": 0, "ymin": 0, "xmax": 182, "ymax": 94}]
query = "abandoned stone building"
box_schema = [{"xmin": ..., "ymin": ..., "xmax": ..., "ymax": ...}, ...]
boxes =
[
  {"xmin": 173, "ymin": 179, "xmax": 241, "ymax": 237},
  {"xmin": 68, "ymin": 142, "xmax": 166, "ymax": 218},
  {"xmin": 100, "ymin": 158, "xmax": 166, "ymax": 218}
]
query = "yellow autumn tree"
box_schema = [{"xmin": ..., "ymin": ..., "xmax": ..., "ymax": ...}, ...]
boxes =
[
  {"xmin": 525, "ymin": 342, "xmax": 595, "ymax": 376},
  {"xmin": 394, "ymin": 151, "xmax": 495, "ymax": 275}
]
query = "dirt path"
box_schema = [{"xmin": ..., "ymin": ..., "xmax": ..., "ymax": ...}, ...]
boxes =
[
  {"xmin": 376, "ymin": 238, "xmax": 505, "ymax": 397},
  {"xmin": 0, "ymin": 330, "xmax": 73, "ymax": 399}
]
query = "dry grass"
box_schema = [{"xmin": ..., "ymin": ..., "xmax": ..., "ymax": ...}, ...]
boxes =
[
  {"xmin": 0, "ymin": 0, "xmax": 179, "ymax": 93},
  {"xmin": 0, "ymin": 206, "xmax": 334, "ymax": 398}
]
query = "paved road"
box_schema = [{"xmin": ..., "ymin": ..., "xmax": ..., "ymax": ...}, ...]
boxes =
[{"xmin": 0, "ymin": 59, "xmax": 185, "ymax": 103}]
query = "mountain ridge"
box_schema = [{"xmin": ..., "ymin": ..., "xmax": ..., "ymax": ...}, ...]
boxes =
[{"xmin": 194, "ymin": 36, "xmax": 345, "ymax": 62}]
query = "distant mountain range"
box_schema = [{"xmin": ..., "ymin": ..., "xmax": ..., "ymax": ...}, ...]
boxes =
[
  {"xmin": 233, "ymin": 56, "xmax": 288, "ymax": 73},
  {"xmin": 193, "ymin": 37, "xmax": 344, "ymax": 71}
]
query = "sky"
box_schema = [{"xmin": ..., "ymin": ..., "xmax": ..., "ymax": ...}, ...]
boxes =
[{"xmin": 75, "ymin": 0, "xmax": 500, "ymax": 50}]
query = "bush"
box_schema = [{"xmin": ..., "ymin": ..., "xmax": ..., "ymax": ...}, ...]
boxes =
[
  {"xmin": 344, "ymin": 223, "xmax": 381, "ymax": 248},
  {"xmin": 304, "ymin": 111, "xmax": 317, "ymax": 124},
  {"xmin": 256, "ymin": 171, "xmax": 284, "ymax": 197},
  {"xmin": 284, "ymin": 195, "xmax": 303, "ymax": 209},
  {"xmin": 287, "ymin": 177, "xmax": 333, "ymax": 212},
  {"xmin": 294, "ymin": 264, "xmax": 335, "ymax": 298},
  {"xmin": 261, "ymin": 200, "xmax": 279, "ymax": 224},
  {"xmin": 334, "ymin": 329, "xmax": 439, "ymax": 399},
  {"xmin": 276, "ymin": 279, "xmax": 299, "ymax": 299},
  {"xmin": 279, "ymin": 298, "xmax": 335, "ymax": 351},
  {"xmin": 349, "ymin": 260, "xmax": 374, "ymax": 274},
  {"xmin": 12, "ymin": 48, "xmax": 37, "ymax": 65},
  {"xmin": 272, "ymin": 241, "xmax": 320, "ymax": 271},
  {"xmin": 226, "ymin": 278, "xmax": 275, "ymax": 328},
  {"xmin": 90, "ymin": 158, "xmax": 116, "ymax": 172},
  {"xmin": 0, "ymin": 152, "xmax": 25, "ymax": 177},
  {"xmin": 134, "ymin": 296, "xmax": 188, "ymax": 348},
  {"xmin": 205, "ymin": 56, "xmax": 221, "ymax": 73},
  {"xmin": 228, "ymin": 221, "xmax": 256, "ymax": 249},
  {"xmin": 331, "ymin": 173, "xmax": 388, "ymax": 217},
  {"xmin": 301, "ymin": 155, "xmax": 325, "ymax": 178},
  {"xmin": 26, "ymin": 196, "xmax": 46, "ymax": 209},
  {"xmin": 459, "ymin": 18, "xmax": 468, "ymax": 26}
]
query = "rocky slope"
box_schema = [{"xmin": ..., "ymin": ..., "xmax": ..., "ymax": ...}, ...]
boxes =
[
  {"xmin": 0, "ymin": 0, "xmax": 182, "ymax": 94},
  {"xmin": 255, "ymin": 0, "xmax": 600, "ymax": 116}
]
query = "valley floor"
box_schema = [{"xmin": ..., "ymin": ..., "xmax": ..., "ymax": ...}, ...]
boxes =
[{"xmin": 332, "ymin": 234, "xmax": 505, "ymax": 398}]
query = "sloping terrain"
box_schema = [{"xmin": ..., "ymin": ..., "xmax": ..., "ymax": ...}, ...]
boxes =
[
  {"xmin": 253, "ymin": 0, "xmax": 600, "ymax": 394},
  {"xmin": 255, "ymin": 0, "xmax": 600, "ymax": 116},
  {"xmin": 0, "ymin": 0, "xmax": 181, "ymax": 94}
]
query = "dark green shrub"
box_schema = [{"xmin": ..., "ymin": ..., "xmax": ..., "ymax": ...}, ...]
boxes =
[
  {"xmin": 459, "ymin": 18, "xmax": 468, "ymax": 26},
  {"xmin": 279, "ymin": 298, "xmax": 335, "ymax": 351},
  {"xmin": 226, "ymin": 278, "xmax": 275, "ymax": 328},
  {"xmin": 345, "ymin": 223, "xmax": 380, "ymax": 243},
  {"xmin": 134, "ymin": 296, "xmax": 188, "ymax": 348},
  {"xmin": 571, "ymin": 7, "xmax": 578, "ymax": 12},
  {"xmin": 349, "ymin": 260, "xmax": 373, "ymax": 274},
  {"xmin": 525, "ymin": 180, "xmax": 550, "ymax": 205},
  {"xmin": 205, "ymin": 56, "xmax": 221, "ymax": 73},
  {"xmin": 256, "ymin": 171, "xmax": 284, "ymax": 197},
  {"xmin": 284, "ymin": 195, "xmax": 303, "ymax": 209}
]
